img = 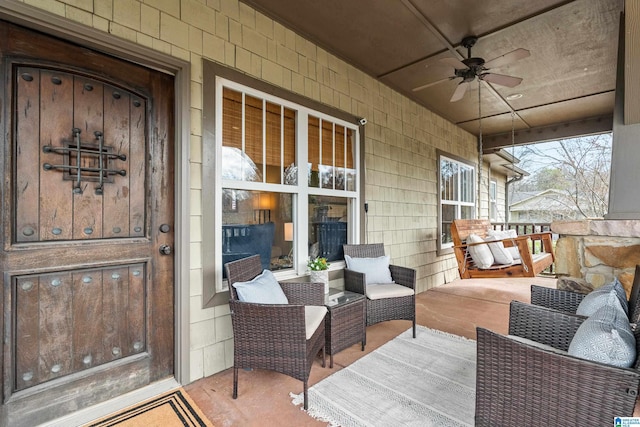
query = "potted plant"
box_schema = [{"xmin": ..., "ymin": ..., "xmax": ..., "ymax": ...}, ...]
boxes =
[{"xmin": 308, "ymin": 257, "xmax": 330, "ymax": 294}]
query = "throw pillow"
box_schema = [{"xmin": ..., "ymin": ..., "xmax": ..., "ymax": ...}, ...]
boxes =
[
  {"xmin": 344, "ymin": 254, "xmax": 394, "ymax": 285},
  {"xmin": 506, "ymin": 247, "xmax": 521, "ymax": 260},
  {"xmin": 576, "ymin": 278, "xmax": 629, "ymax": 316},
  {"xmin": 568, "ymin": 293, "xmax": 636, "ymax": 368},
  {"xmin": 232, "ymin": 269, "xmax": 289, "ymax": 304},
  {"xmin": 467, "ymin": 233, "xmax": 494, "ymax": 269},
  {"xmin": 487, "ymin": 229, "xmax": 521, "ymax": 260},
  {"xmin": 484, "ymin": 236, "xmax": 514, "ymax": 265}
]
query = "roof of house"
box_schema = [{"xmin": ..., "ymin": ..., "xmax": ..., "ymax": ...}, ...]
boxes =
[{"xmin": 509, "ymin": 189, "xmax": 578, "ymax": 212}]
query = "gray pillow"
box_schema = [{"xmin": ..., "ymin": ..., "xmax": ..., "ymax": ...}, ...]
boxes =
[
  {"xmin": 568, "ymin": 292, "xmax": 636, "ymax": 368},
  {"xmin": 576, "ymin": 278, "xmax": 628, "ymax": 316},
  {"xmin": 232, "ymin": 270, "xmax": 289, "ymax": 304}
]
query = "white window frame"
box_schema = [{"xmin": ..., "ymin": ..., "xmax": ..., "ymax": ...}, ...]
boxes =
[
  {"xmin": 489, "ymin": 179, "xmax": 498, "ymax": 222},
  {"xmin": 438, "ymin": 153, "xmax": 476, "ymax": 252},
  {"xmin": 214, "ymin": 77, "xmax": 360, "ymax": 292}
]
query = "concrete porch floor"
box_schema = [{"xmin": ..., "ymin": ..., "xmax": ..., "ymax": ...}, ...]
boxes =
[{"xmin": 185, "ymin": 276, "xmax": 559, "ymax": 426}]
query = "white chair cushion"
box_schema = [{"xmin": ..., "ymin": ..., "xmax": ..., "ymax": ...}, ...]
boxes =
[
  {"xmin": 304, "ymin": 305, "xmax": 328, "ymax": 339},
  {"xmin": 467, "ymin": 233, "xmax": 494, "ymax": 269},
  {"xmin": 366, "ymin": 283, "xmax": 414, "ymax": 300},
  {"xmin": 507, "ymin": 335, "xmax": 568, "ymax": 356},
  {"xmin": 232, "ymin": 270, "xmax": 289, "ymax": 304},
  {"xmin": 344, "ymin": 254, "xmax": 394, "ymax": 286}
]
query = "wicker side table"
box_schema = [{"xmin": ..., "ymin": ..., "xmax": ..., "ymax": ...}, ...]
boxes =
[{"xmin": 324, "ymin": 289, "xmax": 366, "ymax": 368}]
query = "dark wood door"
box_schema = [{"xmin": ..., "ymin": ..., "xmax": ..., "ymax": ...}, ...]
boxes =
[{"xmin": 0, "ymin": 21, "xmax": 175, "ymax": 426}]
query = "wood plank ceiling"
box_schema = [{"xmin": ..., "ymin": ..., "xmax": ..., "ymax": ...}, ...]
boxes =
[{"xmin": 239, "ymin": 0, "xmax": 625, "ymax": 149}]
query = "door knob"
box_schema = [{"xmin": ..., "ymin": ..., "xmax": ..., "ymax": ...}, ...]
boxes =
[{"xmin": 159, "ymin": 244, "xmax": 172, "ymax": 255}]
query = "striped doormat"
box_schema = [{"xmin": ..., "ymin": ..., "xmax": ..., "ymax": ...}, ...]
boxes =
[{"xmin": 85, "ymin": 388, "xmax": 213, "ymax": 427}]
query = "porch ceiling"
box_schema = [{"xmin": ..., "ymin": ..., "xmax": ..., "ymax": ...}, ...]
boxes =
[{"xmin": 240, "ymin": 0, "xmax": 625, "ymax": 148}]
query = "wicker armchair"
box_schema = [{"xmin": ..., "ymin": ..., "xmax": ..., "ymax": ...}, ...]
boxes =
[
  {"xmin": 343, "ymin": 243, "xmax": 416, "ymax": 338},
  {"xmin": 476, "ymin": 301, "xmax": 640, "ymax": 426},
  {"xmin": 531, "ymin": 264, "xmax": 640, "ymax": 324},
  {"xmin": 225, "ymin": 255, "xmax": 326, "ymax": 410}
]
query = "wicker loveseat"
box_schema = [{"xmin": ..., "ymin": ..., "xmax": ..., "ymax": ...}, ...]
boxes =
[
  {"xmin": 476, "ymin": 270, "xmax": 640, "ymax": 426},
  {"xmin": 477, "ymin": 302, "xmax": 640, "ymax": 426}
]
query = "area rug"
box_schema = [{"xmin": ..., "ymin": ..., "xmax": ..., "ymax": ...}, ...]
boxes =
[
  {"xmin": 85, "ymin": 388, "xmax": 213, "ymax": 427},
  {"xmin": 291, "ymin": 326, "xmax": 476, "ymax": 427}
]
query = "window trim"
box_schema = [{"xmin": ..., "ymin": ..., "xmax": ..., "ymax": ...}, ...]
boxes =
[
  {"xmin": 436, "ymin": 150, "xmax": 476, "ymax": 256},
  {"xmin": 202, "ymin": 60, "xmax": 364, "ymax": 307},
  {"xmin": 489, "ymin": 179, "xmax": 498, "ymax": 222}
]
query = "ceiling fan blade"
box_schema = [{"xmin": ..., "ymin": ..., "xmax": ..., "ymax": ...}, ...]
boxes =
[
  {"xmin": 481, "ymin": 73, "xmax": 523, "ymax": 88},
  {"xmin": 412, "ymin": 76, "xmax": 455, "ymax": 92},
  {"xmin": 440, "ymin": 57, "xmax": 468, "ymax": 70},
  {"xmin": 484, "ymin": 48, "xmax": 530, "ymax": 69},
  {"xmin": 450, "ymin": 81, "xmax": 470, "ymax": 102}
]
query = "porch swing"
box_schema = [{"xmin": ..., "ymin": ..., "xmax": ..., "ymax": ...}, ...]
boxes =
[{"xmin": 451, "ymin": 83, "xmax": 554, "ymax": 279}]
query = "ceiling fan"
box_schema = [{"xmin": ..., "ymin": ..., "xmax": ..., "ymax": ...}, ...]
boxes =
[{"xmin": 412, "ymin": 36, "xmax": 530, "ymax": 102}]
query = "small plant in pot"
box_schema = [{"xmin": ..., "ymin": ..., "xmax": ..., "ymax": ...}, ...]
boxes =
[{"xmin": 307, "ymin": 257, "xmax": 330, "ymax": 294}]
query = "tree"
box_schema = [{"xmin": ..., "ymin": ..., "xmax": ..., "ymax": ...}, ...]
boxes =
[
  {"xmin": 526, "ymin": 167, "xmax": 568, "ymax": 192},
  {"xmin": 511, "ymin": 134, "xmax": 611, "ymax": 218}
]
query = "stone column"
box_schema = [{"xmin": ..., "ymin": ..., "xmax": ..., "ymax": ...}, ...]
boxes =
[{"xmin": 552, "ymin": 219, "xmax": 640, "ymax": 294}]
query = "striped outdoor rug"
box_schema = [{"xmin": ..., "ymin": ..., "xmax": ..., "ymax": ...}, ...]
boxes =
[
  {"xmin": 85, "ymin": 388, "xmax": 213, "ymax": 427},
  {"xmin": 291, "ymin": 326, "xmax": 476, "ymax": 426}
]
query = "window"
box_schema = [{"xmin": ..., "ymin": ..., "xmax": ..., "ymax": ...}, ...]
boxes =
[
  {"xmin": 489, "ymin": 180, "xmax": 498, "ymax": 222},
  {"xmin": 438, "ymin": 152, "xmax": 475, "ymax": 253},
  {"xmin": 213, "ymin": 79, "xmax": 359, "ymax": 295}
]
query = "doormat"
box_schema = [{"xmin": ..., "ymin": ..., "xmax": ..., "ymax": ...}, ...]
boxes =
[
  {"xmin": 85, "ymin": 388, "xmax": 214, "ymax": 427},
  {"xmin": 291, "ymin": 326, "xmax": 476, "ymax": 426}
]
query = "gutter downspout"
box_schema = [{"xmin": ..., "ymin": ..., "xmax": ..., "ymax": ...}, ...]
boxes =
[{"xmin": 505, "ymin": 174, "xmax": 524, "ymax": 226}]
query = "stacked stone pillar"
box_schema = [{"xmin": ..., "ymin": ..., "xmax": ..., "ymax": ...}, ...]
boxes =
[{"xmin": 552, "ymin": 220, "xmax": 640, "ymax": 296}]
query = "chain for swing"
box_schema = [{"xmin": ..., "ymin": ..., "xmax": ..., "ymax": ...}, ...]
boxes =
[
  {"xmin": 511, "ymin": 110, "xmax": 516, "ymax": 166},
  {"xmin": 477, "ymin": 79, "xmax": 483, "ymax": 219},
  {"xmin": 506, "ymin": 108, "xmax": 516, "ymax": 229}
]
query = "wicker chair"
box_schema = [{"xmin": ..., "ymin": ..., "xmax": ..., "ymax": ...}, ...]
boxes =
[
  {"xmin": 531, "ymin": 264, "xmax": 640, "ymax": 324},
  {"xmin": 476, "ymin": 301, "xmax": 640, "ymax": 426},
  {"xmin": 343, "ymin": 243, "xmax": 416, "ymax": 338},
  {"xmin": 225, "ymin": 255, "xmax": 326, "ymax": 410}
]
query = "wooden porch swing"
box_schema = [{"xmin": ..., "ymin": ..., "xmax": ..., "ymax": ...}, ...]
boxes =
[
  {"xmin": 450, "ymin": 85, "xmax": 554, "ymax": 279},
  {"xmin": 451, "ymin": 219, "xmax": 554, "ymax": 279}
]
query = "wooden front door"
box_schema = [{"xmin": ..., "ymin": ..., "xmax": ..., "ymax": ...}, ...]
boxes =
[{"xmin": 0, "ymin": 22, "xmax": 175, "ymax": 426}]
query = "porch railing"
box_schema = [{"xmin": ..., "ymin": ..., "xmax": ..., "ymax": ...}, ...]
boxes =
[{"xmin": 491, "ymin": 222, "xmax": 557, "ymax": 275}]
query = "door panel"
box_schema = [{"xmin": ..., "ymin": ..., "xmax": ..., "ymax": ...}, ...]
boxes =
[
  {"xmin": 13, "ymin": 264, "xmax": 147, "ymax": 392},
  {"xmin": 15, "ymin": 67, "xmax": 148, "ymax": 242},
  {"xmin": 39, "ymin": 68, "xmax": 75, "ymax": 241},
  {"xmin": 1, "ymin": 21, "xmax": 175, "ymax": 426}
]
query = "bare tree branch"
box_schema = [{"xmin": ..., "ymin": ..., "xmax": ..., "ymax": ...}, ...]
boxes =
[{"xmin": 511, "ymin": 134, "xmax": 611, "ymax": 219}]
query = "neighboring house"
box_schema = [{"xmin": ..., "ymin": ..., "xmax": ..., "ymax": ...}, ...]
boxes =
[{"xmin": 509, "ymin": 189, "xmax": 588, "ymax": 223}]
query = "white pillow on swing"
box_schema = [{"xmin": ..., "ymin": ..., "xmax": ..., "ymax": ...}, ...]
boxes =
[
  {"xmin": 484, "ymin": 235, "xmax": 514, "ymax": 265},
  {"xmin": 487, "ymin": 229, "xmax": 521, "ymax": 261},
  {"xmin": 467, "ymin": 234, "xmax": 494, "ymax": 268}
]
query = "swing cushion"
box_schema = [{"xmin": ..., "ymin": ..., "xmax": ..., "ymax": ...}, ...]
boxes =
[
  {"xmin": 485, "ymin": 236, "xmax": 515, "ymax": 265},
  {"xmin": 487, "ymin": 229, "xmax": 521, "ymax": 261},
  {"xmin": 467, "ymin": 234, "xmax": 494, "ymax": 269}
]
